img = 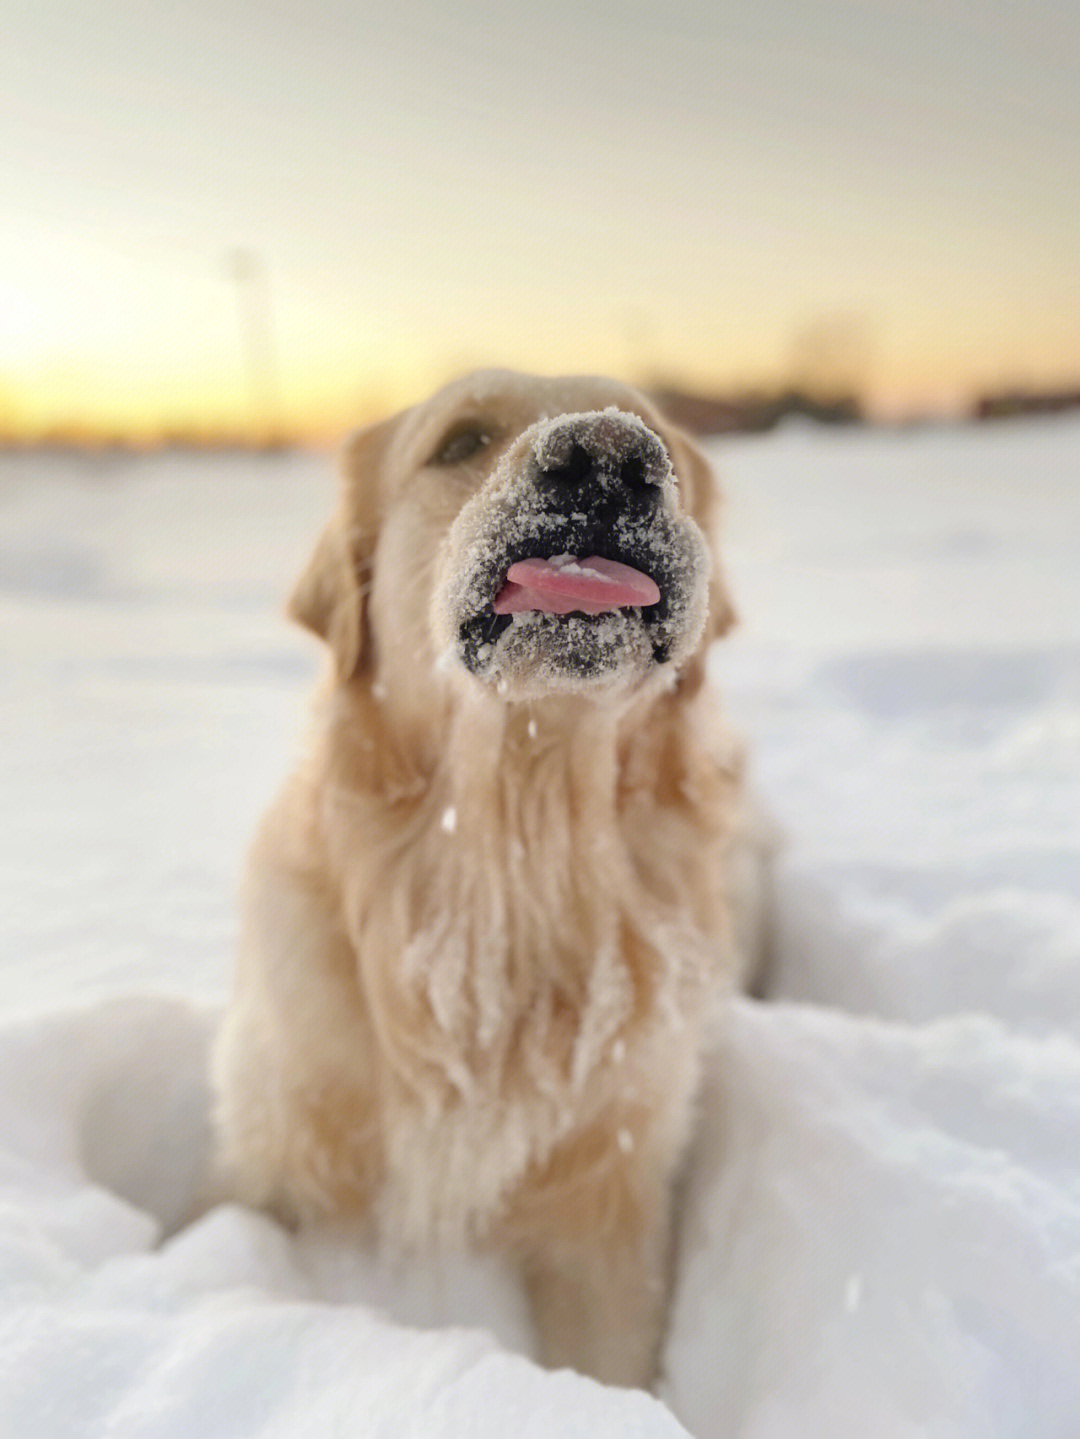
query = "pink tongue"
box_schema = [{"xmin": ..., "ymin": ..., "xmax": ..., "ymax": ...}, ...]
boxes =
[{"xmin": 492, "ymin": 554, "xmax": 660, "ymax": 615}]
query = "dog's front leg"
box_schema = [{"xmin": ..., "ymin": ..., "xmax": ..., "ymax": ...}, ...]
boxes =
[
  {"xmin": 522, "ymin": 1189, "xmax": 673, "ymax": 1390},
  {"xmin": 213, "ymin": 800, "xmax": 383, "ymax": 1227}
]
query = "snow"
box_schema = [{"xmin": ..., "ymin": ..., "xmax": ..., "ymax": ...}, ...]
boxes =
[
  {"xmin": 2, "ymin": 416, "xmax": 1079, "ymax": 1435},
  {"xmin": 544, "ymin": 555, "xmax": 608, "ymax": 576}
]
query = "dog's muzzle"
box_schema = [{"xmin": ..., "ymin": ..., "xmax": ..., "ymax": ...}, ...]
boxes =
[{"xmin": 433, "ymin": 409, "xmax": 710, "ymax": 697}]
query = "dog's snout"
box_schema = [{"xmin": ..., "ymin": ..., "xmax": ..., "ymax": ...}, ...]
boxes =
[{"xmin": 533, "ymin": 412, "xmax": 669, "ymax": 501}]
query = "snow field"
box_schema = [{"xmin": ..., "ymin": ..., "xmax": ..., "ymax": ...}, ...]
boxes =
[{"xmin": 1, "ymin": 416, "xmax": 1078, "ymax": 1435}]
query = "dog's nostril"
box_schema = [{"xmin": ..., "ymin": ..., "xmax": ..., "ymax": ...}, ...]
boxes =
[
  {"xmin": 620, "ymin": 455, "xmax": 648, "ymax": 490},
  {"xmin": 539, "ymin": 441, "xmax": 594, "ymax": 490}
]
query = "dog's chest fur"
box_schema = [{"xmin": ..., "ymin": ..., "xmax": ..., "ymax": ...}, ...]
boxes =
[{"xmin": 317, "ymin": 691, "xmax": 726, "ymax": 1247}]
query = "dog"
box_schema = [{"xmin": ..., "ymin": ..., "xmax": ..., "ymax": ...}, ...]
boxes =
[{"xmin": 212, "ymin": 369, "xmax": 751, "ymax": 1388}]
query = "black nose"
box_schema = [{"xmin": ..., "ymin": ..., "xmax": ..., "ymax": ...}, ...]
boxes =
[{"xmin": 532, "ymin": 412, "xmax": 669, "ymax": 508}]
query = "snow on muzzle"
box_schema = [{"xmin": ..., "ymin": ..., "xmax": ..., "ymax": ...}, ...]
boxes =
[{"xmin": 432, "ymin": 408, "xmax": 711, "ymax": 696}]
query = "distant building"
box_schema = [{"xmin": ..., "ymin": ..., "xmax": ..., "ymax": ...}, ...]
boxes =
[
  {"xmin": 974, "ymin": 389, "xmax": 1080, "ymax": 422},
  {"xmin": 651, "ymin": 387, "xmax": 864, "ymax": 435}
]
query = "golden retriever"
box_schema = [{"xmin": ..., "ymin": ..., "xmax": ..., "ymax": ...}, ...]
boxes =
[{"xmin": 212, "ymin": 369, "xmax": 750, "ymax": 1388}]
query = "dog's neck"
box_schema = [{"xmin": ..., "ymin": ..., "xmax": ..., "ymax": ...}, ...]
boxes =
[
  {"xmin": 443, "ymin": 691, "xmax": 620, "ymax": 816},
  {"xmin": 322, "ymin": 670, "xmax": 662, "ymax": 813}
]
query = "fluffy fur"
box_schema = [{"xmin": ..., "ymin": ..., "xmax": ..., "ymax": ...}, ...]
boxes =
[{"xmin": 212, "ymin": 370, "xmax": 750, "ymax": 1388}]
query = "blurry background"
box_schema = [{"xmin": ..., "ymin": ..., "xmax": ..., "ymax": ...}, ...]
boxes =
[{"xmin": 3, "ymin": 0, "xmax": 1078, "ymax": 445}]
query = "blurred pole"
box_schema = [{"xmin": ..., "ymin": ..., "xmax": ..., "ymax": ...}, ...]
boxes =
[{"xmin": 225, "ymin": 247, "xmax": 281, "ymax": 444}]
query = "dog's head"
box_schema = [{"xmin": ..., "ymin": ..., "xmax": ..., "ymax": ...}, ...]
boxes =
[{"xmin": 290, "ymin": 370, "xmax": 733, "ymax": 710}]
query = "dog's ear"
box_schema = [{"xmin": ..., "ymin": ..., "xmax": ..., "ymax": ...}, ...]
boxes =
[
  {"xmin": 668, "ymin": 426, "xmax": 737, "ymax": 643},
  {"xmin": 287, "ymin": 417, "xmax": 395, "ymax": 678},
  {"xmin": 287, "ymin": 517, "xmax": 369, "ymax": 678}
]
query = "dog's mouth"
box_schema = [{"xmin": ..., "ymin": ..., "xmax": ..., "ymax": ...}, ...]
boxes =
[
  {"xmin": 451, "ymin": 530, "xmax": 696, "ymax": 691},
  {"xmin": 434, "ymin": 410, "xmax": 710, "ymax": 696},
  {"xmin": 492, "ymin": 553, "xmax": 660, "ymax": 616}
]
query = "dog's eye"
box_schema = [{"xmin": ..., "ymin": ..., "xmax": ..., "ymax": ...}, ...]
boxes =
[{"xmin": 430, "ymin": 424, "xmax": 491, "ymax": 466}]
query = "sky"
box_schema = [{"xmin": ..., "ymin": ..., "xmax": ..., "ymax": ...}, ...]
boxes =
[{"xmin": 2, "ymin": 0, "xmax": 1079, "ymax": 441}]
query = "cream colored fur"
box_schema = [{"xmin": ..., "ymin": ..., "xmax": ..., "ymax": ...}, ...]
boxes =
[{"xmin": 212, "ymin": 370, "xmax": 749, "ymax": 1389}]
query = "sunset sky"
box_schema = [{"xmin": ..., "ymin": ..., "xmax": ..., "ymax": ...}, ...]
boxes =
[{"xmin": 3, "ymin": 0, "xmax": 1079, "ymax": 441}]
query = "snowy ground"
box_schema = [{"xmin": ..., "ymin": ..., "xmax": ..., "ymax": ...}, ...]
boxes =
[{"xmin": 2, "ymin": 417, "xmax": 1078, "ymax": 1436}]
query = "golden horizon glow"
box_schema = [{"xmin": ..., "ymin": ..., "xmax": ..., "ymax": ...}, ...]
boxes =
[{"xmin": 6, "ymin": 315, "xmax": 1080, "ymax": 444}]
